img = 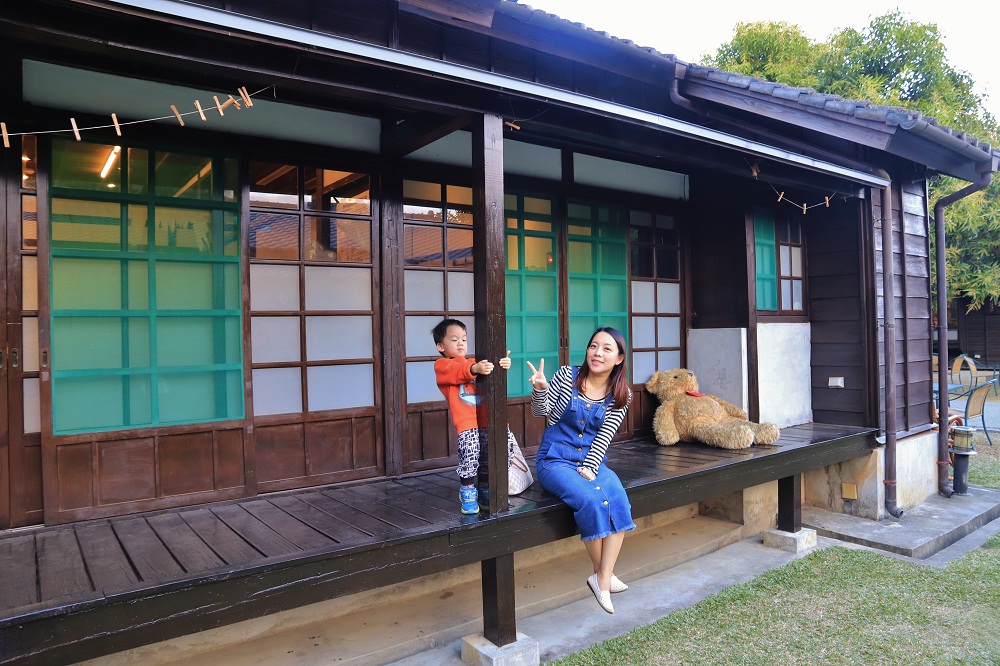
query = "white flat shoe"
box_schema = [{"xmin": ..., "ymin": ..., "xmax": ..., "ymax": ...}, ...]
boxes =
[
  {"xmin": 587, "ymin": 574, "xmax": 614, "ymax": 614},
  {"xmin": 610, "ymin": 575, "xmax": 628, "ymax": 593}
]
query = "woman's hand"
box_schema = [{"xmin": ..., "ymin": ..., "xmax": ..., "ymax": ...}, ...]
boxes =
[
  {"xmin": 473, "ymin": 360, "xmax": 494, "ymax": 376},
  {"xmin": 526, "ymin": 359, "xmax": 548, "ymax": 391},
  {"xmin": 577, "ymin": 466, "xmax": 596, "ymax": 481},
  {"xmin": 499, "ymin": 350, "xmax": 511, "ymax": 370}
]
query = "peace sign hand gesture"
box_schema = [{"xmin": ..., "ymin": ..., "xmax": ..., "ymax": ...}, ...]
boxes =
[{"xmin": 526, "ymin": 359, "xmax": 548, "ymax": 391}]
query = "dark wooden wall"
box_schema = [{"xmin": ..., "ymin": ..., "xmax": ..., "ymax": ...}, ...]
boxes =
[{"xmin": 957, "ymin": 298, "xmax": 1000, "ymax": 365}]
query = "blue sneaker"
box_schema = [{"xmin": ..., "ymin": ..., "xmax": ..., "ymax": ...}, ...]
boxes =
[{"xmin": 460, "ymin": 486, "xmax": 479, "ymax": 514}]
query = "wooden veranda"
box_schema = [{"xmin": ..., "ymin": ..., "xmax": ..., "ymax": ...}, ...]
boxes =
[{"xmin": 0, "ymin": 423, "xmax": 876, "ymax": 665}]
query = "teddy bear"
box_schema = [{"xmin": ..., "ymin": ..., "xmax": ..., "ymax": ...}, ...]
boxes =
[{"xmin": 645, "ymin": 368, "xmax": 780, "ymax": 449}]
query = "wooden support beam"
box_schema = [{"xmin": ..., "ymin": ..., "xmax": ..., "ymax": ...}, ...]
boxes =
[
  {"xmin": 472, "ymin": 113, "xmax": 516, "ymax": 647},
  {"xmin": 777, "ymin": 474, "xmax": 802, "ymax": 533},
  {"xmin": 380, "ymin": 173, "xmax": 406, "ymax": 477},
  {"xmin": 380, "ymin": 113, "xmax": 471, "ymax": 159}
]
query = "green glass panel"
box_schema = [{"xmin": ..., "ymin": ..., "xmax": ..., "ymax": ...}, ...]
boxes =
[
  {"xmin": 222, "ymin": 211, "xmax": 239, "ymax": 256},
  {"xmin": 525, "ymin": 316, "xmax": 557, "ymax": 353},
  {"xmin": 524, "ymin": 276, "xmax": 556, "ymax": 311},
  {"xmin": 128, "ymin": 148, "xmax": 149, "ymax": 196},
  {"xmin": 568, "ymin": 241, "xmax": 592, "ymax": 273},
  {"xmin": 506, "ymin": 317, "xmax": 523, "ymax": 354},
  {"xmin": 157, "ymin": 316, "xmax": 240, "ymax": 366},
  {"xmin": 51, "ymin": 199, "xmax": 121, "ymax": 251},
  {"xmin": 52, "ymin": 317, "xmax": 149, "ymax": 370},
  {"xmin": 127, "ymin": 374, "xmax": 153, "ymax": 425},
  {"xmin": 569, "ymin": 278, "xmax": 596, "ymax": 311},
  {"xmin": 505, "ymin": 275, "xmax": 522, "ymax": 311},
  {"xmin": 155, "ymin": 151, "xmax": 214, "ymax": 200},
  {"xmin": 127, "ymin": 261, "xmax": 150, "ymax": 309},
  {"xmin": 567, "ymin": 203, "xmax": 591, "ymax": 219},
  {"xmin": 156, "ymin": 263, "xmax": 214, "ymax": 310},
  {"xmin": 754, "ymin": 207, "xmax": 778, "ymax": 310},
  {"xmin": 600, "ymin": 242, "xmax": 626, "ymax": 274},
  {"xmin": 53, "ymin": 376, "xmax": 125, "ymax": 432},
  {"xmin": 524, "ymin": 236, "xmax": 554, "ymax": 272},
  {"xmin": 127, "ymin": 204, "xmax": 149, "ymax": 251},
  {"xmin": 600, "ymin": 280, "xmax": 627, "ymax": 312},
  {"xmin": 154, "ymin": 207, "xmax": 215, "ymax": 255},
  {"xmin": 569, "ymin": 317, "xmax": 599, "ymax": 366},
  {"xmin": 507, "ymin": 236, "xmax": 519, "ymax": 271},
  {"xmin": 51, "ymin": 139, "xmax": 122, "ymax": 192},
  {"xmin": 158, "ymin": 370, "xmax": 243, "ymax": 423},
  {"xmin": 52, "ymin": 258, "xmax": 121, "ymax": 310}
]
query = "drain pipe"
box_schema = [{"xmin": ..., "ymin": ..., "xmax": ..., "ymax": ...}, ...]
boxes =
[
  {"xmin": 934, "ymin": 171, "xmax": 993, "ymax": 497},
  {"xmin": 877, "ymin": 178, "xmax": 905, "ymax": 518}
]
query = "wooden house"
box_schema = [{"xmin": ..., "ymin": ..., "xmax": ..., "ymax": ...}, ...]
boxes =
[{"xmin": 0, "ymin": 1, "xmax": 996, "ymax": 662}]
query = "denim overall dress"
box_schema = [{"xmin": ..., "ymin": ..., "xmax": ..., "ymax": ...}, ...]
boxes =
[{"xmin": 535, "ymin": 368, "xmax": 636, "ymax": 541}]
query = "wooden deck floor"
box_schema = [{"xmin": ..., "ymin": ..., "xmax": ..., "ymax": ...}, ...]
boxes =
[{"xmin": 0, "ymin": 423, "xmax": 876, "ymax": 664}]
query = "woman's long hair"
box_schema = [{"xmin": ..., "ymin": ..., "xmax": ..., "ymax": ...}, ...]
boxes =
[{"xmin": 575, "ymin": 327, "xmax": 631, "ymax": 409}]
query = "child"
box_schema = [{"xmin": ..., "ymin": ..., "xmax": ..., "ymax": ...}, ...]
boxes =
[{"xmin": 432, "ymin": 318, "xmax": 518, "ymax": 514}]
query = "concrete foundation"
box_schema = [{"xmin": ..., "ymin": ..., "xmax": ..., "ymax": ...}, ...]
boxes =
[
  {"xmin": 763, "ymin": 528, "xmax": 817, "ymax": 553},
  {"xmin": 461, "ymin": 633, "xmax": 539, "ymax": 666}
]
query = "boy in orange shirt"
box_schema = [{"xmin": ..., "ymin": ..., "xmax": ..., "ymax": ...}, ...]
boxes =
[{"xmin": 433, "ymin": 318, "xmax": 518, "ymax": 514}]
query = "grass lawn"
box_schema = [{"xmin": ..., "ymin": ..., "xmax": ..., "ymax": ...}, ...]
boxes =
[{"xmin": 553, "ymin": 398, "xmax": 1000, "ymax": 666}]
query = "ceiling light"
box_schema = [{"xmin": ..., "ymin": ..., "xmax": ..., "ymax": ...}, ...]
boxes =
[{"xmin": 100, "ymin": 145, "xmax": 122, "ymax": 179}]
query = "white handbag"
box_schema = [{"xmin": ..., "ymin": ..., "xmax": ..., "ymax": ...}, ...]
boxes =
[{"xmin": 508, "ymin": 444, "xmax": 533, "ymax": 495}]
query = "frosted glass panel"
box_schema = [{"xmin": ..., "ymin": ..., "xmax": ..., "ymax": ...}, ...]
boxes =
[
  {"xmin": 632, "ymin": 316, "xmax": 656, "ymax": 348},
  {"xmin": 22, "ymin": 256, "xmax": 38, "ymax": 311},
  {"xmin": 23, "ymin": 317, "xmax": 39, "ymax": 372},
  {"xmin": 659, "ymin": 350, "xmax": 681, "ymax": 370},
  {"xmin": 251, "ymin": 316, "xmax": 300, "ymax": 363},
  {"xmin": 632, "ymin": 352, "xmax": 656, "ymax": 384},
  {"xmin": 306, "ymin": 316, "xmax": 372, "ymax": 360},
  {"xmin": 404, "ymin": 270, "xmax": 444, "ymax": 311},
  {"xmin": 632, "ymin": 281, "xmax": 655, "ymax": 313},
  {"xmin": 406, "ymin": 360, "xmax": 441, "ymax": 403},
  {"xmin": 51, "ymin": 258, "xmax": 119, "ymax": 309},
  {"xmin": 658, "ymin": 317, "xmax": 681, "ymax": 347},
  {"xmin": 23, "ymin": 378, "xmax": 41, "ymax": 433},
  {"xmin": 406, "ymin": 315, "xmax": 444, "ymax": 357},
  {"xmin": 157, "ymin": 262, "xmax": 237, "ymax": 310},
  {"xmin": 158, "ymin": 317, "xmax": 240, "ymax": 366},
  {"xmin": 305, "ymin": 266, "xmax": 371, "ymax": 311},
  {"xmin": 657, "ymin": 282, "xmax": 680, "ymax": 313},
  {"xmin": 250, "ymin": 264, "xmax": 300, "ymax": 311},
  {"xmin": 308, "ymin": 364, "xmax": 374, "ymax": 410},
  {"xmin": 252, "ymin": 367, "xmax": 302, "ymax": 416},
  {"xmin": 448, "ymin": 272, "xmax": 474, "ymax": 312}
]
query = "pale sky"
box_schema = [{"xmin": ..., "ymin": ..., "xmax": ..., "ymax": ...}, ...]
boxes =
[{"xmin": 520, "ymin": 0, "xmax": 999, "ymax": 126}]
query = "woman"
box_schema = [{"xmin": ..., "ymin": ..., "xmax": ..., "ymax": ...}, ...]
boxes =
[{"xmin": 526, "ymin": 327, "xmax": 634, "ymax": 614}]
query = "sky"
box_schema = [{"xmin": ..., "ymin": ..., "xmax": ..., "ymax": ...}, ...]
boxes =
[{"xmin": 520, "ymin": 0, "xmax": 999, "ymax": 123}]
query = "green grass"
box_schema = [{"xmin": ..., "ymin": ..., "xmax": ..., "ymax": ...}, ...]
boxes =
[
  {"xmin": 552, "ymin": 539, "xmax": 1000, "ymax": 665},
  {"xmin": 552, "ymin": 401, "xmax": 1000, "ymax": 666}
]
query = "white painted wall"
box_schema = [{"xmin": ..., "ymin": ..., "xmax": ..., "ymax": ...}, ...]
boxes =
[
  {"xmin": 757, "ymin": 322, "xmax": 812, "ymax": 427},
  {"xmin": 687, "ymin": 328, "xmax": 748, "ymax": 412}
]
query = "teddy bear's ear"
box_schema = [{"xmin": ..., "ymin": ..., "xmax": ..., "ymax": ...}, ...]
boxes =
[{"xmin": 645, "ymin": 372, "xmax": 662, "ymax": 393}]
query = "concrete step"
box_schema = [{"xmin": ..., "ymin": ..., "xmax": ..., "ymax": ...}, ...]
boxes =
[
  {"xmin": 803, "ymin": 485, "xmax": 1000, "ymax": 558},
  {"xmin": 86, "ymin": 514, "xmax": 741, "ymax": 666}
]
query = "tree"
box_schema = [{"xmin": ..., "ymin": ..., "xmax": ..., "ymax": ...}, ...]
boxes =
[{"xmin": 708, "ymin": 12, "xmax": 1000, "ymax": 310}]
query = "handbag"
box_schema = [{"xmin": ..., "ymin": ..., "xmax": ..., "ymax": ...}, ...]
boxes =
[{"xmin": 508, "ymin": 443, "xmax": 533, "ymax": 495}]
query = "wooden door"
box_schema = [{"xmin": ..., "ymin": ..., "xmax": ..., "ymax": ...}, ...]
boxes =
[{"xmin": 1, "ymin": 135, "xmax": 43, "ymax": 528}]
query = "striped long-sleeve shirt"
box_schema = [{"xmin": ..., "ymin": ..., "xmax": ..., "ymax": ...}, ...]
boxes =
[{"xmin": 531, "ymin": 365, "xmax": 632, "ymax": 473}]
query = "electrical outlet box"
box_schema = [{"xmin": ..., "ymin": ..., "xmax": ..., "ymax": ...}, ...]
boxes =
[
  {"xmin": 828, "ymin": 376, "xmax": 845, "ymax": 388},
  {"xmin": 842, "ymin": 483, "xmax": 858, "ymax": 500}
]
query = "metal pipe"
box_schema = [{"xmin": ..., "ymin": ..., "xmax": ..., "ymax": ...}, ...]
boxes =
[
  {"xmin": 879, "ymin": 181, "xmax": 904, "ymax": 518},
  {"xmin": 934, "ymin": 171, "xmax": 993, "ymax": 497}
]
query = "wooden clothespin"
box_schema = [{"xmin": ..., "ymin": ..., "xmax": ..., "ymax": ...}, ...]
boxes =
[
  {"xmin": 802, "ymin": 203, "xmax": 807, "ymax": 214},
  {"xmin": 750, "ymin": 163, "xmax": 759, "ymax": 178},
  {"xmin": 777, "ymin": 191, "xmax": 784, "ymax": 203},
  {"xmin": 227, "ymin": 95, "xmax": 242, "ymax": 110},
  {"xmin": 825, "ymin": 196, "xmax": 830, "ymax": 207},
  {"xmin": 238, "ymin": 86, "xmax": 254, "ymax": 107},
  {"xmin": 1, "ymin": 122, "xmax": 9, "ymax": 149},
  {"xmin": 170, "ymin": 104, "xmax": 186, "ymax": 127},
  {"xmin": 504, "ymin": 121, "xmax": 520, "ymax": 130},
  {"xmin": 70, "ymin": 118, "xmax": 81, "ymax": 141},
  {"xmin": 213, "ymin": 95, "xmax": 225, "ymax": 116},
  {"xmin": 112, "ymin": 113, "xmax": 122, "ymax": 137},
  {"xmin": 194, "ymin": 100, "xmax": 207, "ymax": 121}
]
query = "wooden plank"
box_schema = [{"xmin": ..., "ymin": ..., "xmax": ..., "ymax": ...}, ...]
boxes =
[
  {"xmin": 36, "ymin": 529, "xmax": 91, "ymax": 602},
  {"xmin": 300, "ymin": 491, "xmax": 400, "ymax": 538},
  {"xmin": 0, "ymin": 534, "xmax": 38, "ymax": 610},
  {"xmin": 75, "ymin": 522, "xmax": 140, "ymax": 593},
  {"xmin": 325, "ymin": 484, "xmax": 434, "ymax": 529},
  {"xmin": 211, "ymin": 504, "xmax": 300, "ymax": 558},
  {"xmin": 113, "ymin": 518, "xmax": 185, "ymax": 582},
  {"xmin": 180, "ymin": 509, "xmax": 262, "ymax": 566},
  {"xmin": 147, "ymin": 513, "xmax": 226, "ymax": 573},
  {"xmin": 269, "ymin": 495, "xmax": 372, "ymax": 544},
  {"xmin": 240, "ymin": 499, "xmax": 334, "ymax": 551}
]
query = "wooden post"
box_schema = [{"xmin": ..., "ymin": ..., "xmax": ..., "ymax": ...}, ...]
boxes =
[
  {"xmin": 380, "ymin": 172, "xmax": 406, "ymax": 476},
  {"xmin": 777, "ymin": 474, "xmax": 801, "ymax": 533},
  {"xmin": 472, "ymin": 113, "xmax": 516, "ymax": 646}
]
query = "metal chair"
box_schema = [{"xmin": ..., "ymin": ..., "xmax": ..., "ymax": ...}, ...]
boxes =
[{"xmin": 948, "ymin": 379, "xmax": 997, "ymax": 446}]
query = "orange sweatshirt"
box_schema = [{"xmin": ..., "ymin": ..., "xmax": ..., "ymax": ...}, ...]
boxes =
[{"xmin": 434, "ymin": 356, "xmax": 482, "ymax": 433}]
